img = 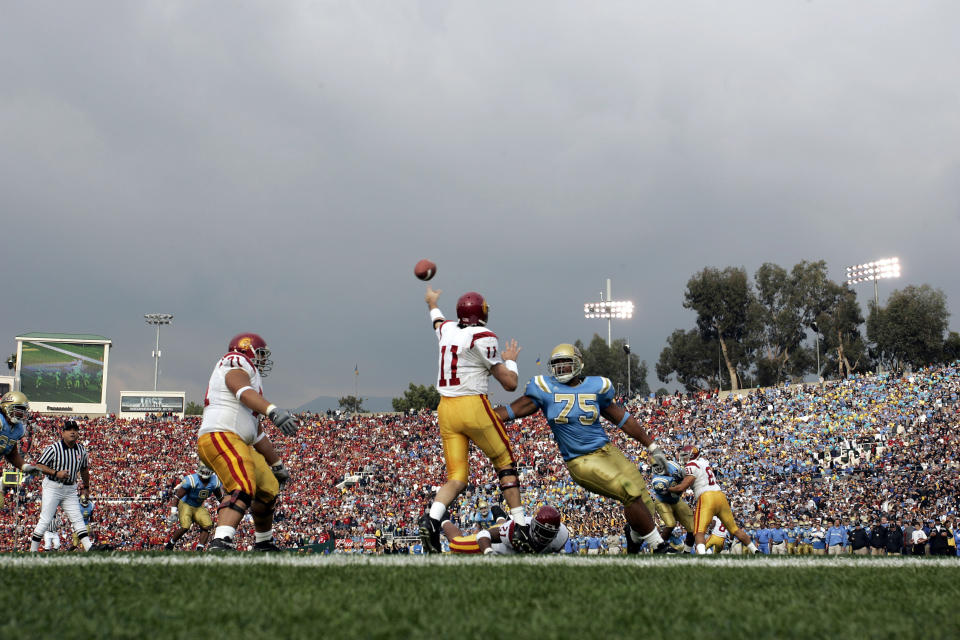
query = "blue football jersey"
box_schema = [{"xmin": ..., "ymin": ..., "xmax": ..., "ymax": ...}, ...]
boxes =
[
  {"xmin": 651, "ymin": 461, "xmax": 684, "ymax": 504},
  {"xmin": 81, "ymin": 501, "xmax": 95, "ymax": 524},
  {"xmin": 524, "ymin": 375, "xmax": 616, "ymax": 461},
  {"xmin": 0, "ymin": 413, "xmax": 26, "ymax": 457},
  {"xmin": 178, "ymin": 473, "xmax": 222, "ymax": 507}
]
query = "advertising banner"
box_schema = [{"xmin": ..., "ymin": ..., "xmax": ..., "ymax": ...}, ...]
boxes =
[{"xmin": 120, "ymin": 395, "xmax": 185, "ymax": 413}]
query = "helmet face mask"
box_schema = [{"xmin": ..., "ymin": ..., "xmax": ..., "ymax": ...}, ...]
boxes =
[
  {"xmin": 529, "ymin": 505, "xmax": 562, "ymax": 546},
  {"xmin": 456, "ymin": 292, "xmax": 489, "ymax": 326},
  {"xmin": 228, "ymin": 333, "xmax": 273, "ymax": 376},
  {"xmin": 548, "ymin": 344, "xmax": 584, "ymax": 384},
  {"xmin": 0, "ymin": 391, "xmax": 29, "ymax": 425},
  {"xmin": 198, "ymin": 463, "xmax": 214, "ymax": 481}
]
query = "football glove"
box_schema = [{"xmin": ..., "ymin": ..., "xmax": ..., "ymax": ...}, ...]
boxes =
[
  {"xmin": 267, "ymin": 405, "xmax": 300, "ymax": 436},
  {"xmin": 270, "ymin": 461, "xmax": 290, "ymax": 487},
  {"xmin": 21, "ymin": 463, "xmax": 38, "ymax": 475},
  {"xmin": 647, "ymin": 444, "xmax": 669, "ymax": 477},
  {"xmin": 483, "ymin": 547, "xmax": 495, "ymax": 555}
]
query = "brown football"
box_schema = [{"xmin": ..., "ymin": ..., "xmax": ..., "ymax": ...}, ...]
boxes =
[{"xmin": 414, "ymin": 259, "xmax": 437, "ymax": 281}]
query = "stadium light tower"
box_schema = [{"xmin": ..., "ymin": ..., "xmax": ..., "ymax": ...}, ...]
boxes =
[
  {"xmin": 845, "ymin": 257, "xmax": 901, "ymax": 312},
  {"xmin": 845, "ymin": 257, "xmax": 900, "ymax": 375},
  {"xmin": 584, "ymin": 279, "xmax": 634, "ymax": 347},
  {"xmin": 144, "ymin": 313, "xmax": 173, "ymax": 390}
]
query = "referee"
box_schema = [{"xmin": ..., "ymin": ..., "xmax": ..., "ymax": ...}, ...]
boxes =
[{"xmin": 29, "ymin": 420, "xmax": 95, "ymax": 552}]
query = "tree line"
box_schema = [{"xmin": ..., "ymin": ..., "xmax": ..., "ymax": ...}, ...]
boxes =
[{"xmin": 656, "ymin": 261, "xmax": 959, "ymax": 392}]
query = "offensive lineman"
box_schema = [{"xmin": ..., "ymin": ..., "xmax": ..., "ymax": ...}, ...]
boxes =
[
  {"xmin": 419, "ymin": 286, "xmax": 527, "ymax": 553},
  {"xmin": 444, "ymin": 504, "xmax": 569, "ymax": 555},
  {"xmin": 164, "ymin": 463, "xmax": 223, "ymax": 551},
  {"xmin": 667, "ymin": 445, "xmax": 759, "ymax": 555},
  {"xmin": 197, "ymin": 333, "xmax": 298, "ymax": 552},
  {"xmin": 496, "ymin": 344, "xmax": 676, "ymax": 554}
]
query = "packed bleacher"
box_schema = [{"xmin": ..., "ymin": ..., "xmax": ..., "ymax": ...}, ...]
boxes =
[{"xmin": 2, "ymin": 362, "xmax": 958, "ymax": 554}]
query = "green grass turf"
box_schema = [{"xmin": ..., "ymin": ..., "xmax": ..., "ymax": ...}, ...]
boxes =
[{"xmin": 2, "ymin": 556, "xmax": 958, "ymax": 639}]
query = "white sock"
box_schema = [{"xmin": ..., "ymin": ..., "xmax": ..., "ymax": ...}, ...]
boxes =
[
  {"xmin": 30, "ymin": 539, "xmax": 40, "ymax": 552},
  {"xmin": 747, "ymin": 542, "xmax": 758, "ymax": 553},
  {"xmin": 696, "ymin": 543, "xmax": 706, "ymax": 555},
  {"xmin": 428, "ymin": 501, "xmax": 446, "ymax": 521},
  {"xmin": 510, "ymin": 507, "xmax": 527, "ymax": 525},
  {"xmin": 641, "ymin": 528, "xmax": 664, "ymax": 548},
  {"xmin": 81, "ymin": 537, "xmax": 93, "ymax": 551},
  {"xmin": 255, "ymin": 530, "xmax": 273, "ymax": 543},
  {"xmin": 215, "ymin": 526, "xmax": 236, "ymax": 539}
]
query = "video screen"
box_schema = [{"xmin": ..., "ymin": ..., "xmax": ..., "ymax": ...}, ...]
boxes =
[
  {"xmin": 121, "ymin": 395, "xmax": 184, "ymax": 413},
  {"xmin": 19, "ymin": 342, "xmax": 105, "ymax": 404}
]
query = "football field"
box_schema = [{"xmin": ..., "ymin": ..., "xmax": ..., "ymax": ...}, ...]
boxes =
[{"xmin": 1, "ymin": 554, "xmax": 957, "ymax": 639}]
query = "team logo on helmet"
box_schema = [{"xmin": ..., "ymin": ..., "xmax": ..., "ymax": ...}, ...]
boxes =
[{"xmin": 237, "ymin": 337, "xmax": 252, "ymax": 350}]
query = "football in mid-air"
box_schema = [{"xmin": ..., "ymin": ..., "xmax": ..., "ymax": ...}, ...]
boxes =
[{"xmin": 414, "ymin": 259, "xmax": 437, "ymax": 281}]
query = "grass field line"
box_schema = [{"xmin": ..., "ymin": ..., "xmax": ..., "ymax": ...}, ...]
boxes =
[{"xmin": 2, "ymin": 554, "xmax": 958, "ymax": 568}]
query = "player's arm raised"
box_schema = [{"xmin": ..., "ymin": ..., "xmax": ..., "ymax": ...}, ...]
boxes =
[
  {"xmin": 224, "ymin": 368, "xmax": 299, "ymax": 436},
  {"xmin": 601, "ymin": 404, "xmax": 668, "ymax": 473},
  {"xmin": 489, "ymin": 339, "xmax": 521, "ymax": 392},
  {"xmin": 425, "ymin": 286, "xmax": 444, "ymax": 330}
]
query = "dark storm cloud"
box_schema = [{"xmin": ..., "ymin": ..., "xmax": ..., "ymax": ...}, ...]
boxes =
[{"xmin": 1, "ymin": 1, "xmax": 958, "ymax": 409}]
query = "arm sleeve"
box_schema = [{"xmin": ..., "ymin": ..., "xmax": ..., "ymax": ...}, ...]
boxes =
[
  {"xmin": 37, "ymin": 445, "xmax": 54, "ymax": 466},
  {"xmin": 523, "ymin": 378, "xmax": 546, "ymax": 410},
  {"xmin": 473, "ymin": 333, "xmax": 502, "ymax": 369},
  {"xmin": 596, "ymin": 378, "xmax": 616, "ymax": 408}
]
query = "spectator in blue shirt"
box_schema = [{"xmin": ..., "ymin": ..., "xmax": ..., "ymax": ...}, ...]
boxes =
[
  {"xmin": 826, "ymin": 518, "xmax": 848, "ymax": 555},
  {"xmin": 756, "ymin": 523, "xmax": 773, "ymax": 555},
  {"xmin": 770, "ymin": 525, "xmax": 788, "ymax": 555}
]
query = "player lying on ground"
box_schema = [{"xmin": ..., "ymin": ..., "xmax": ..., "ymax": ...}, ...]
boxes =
[
  {"xmin": 443, "ymin": 504, "xmax": 569, "ymax": 555},
  {"xmin": 496, "ymin": 344, "xmax": 676, "ymax": 554}
]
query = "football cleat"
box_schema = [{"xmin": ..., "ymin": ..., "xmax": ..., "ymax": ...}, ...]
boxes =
[
  {"xmin": 254, "ymin": 540, "xmax": 282, "ymax": 552},
  {"xmin": 491, "ymin": 505, "xmax": 508, "ymax": 522},
  {"xmin": 625, "ymin": 524, "xmax": 643, "ymax": 554},
  {"xmin": 207, "ymin": 537, "xmax": 236, "ymax": 552},
  {"xmin": 653, "ymin": 542, "xmax": 679, "ymax": 554},
  {"xmin": 418, "ymin": 514, "xmax": 442, "ymax": 553},
  {"xmin": 164, "ymin": 542, "xmax": 174, "ymax": 551}
]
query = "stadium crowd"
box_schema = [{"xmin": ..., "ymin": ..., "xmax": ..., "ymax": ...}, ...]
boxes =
[{"xmin": 1, "ymin": 362, "xmax": 958, "ymax": 554}]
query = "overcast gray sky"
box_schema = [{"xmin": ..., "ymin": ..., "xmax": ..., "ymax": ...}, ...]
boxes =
[{"xmin": 2, "ymin": 1, "xmax": 958, "ymax": 410}]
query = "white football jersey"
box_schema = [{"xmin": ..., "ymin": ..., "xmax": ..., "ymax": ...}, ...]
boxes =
[
  {"xmin": 684, "ymin": 456, "xmax": 722, "ymax": 501},
  {"xmin": 198, "ymin": 352, "xmax": 264, "ymax": 444},
  {"xmin": 491, "ymin": 519, "xmax": 569, "ymax": 555},
  {"xmin": 709, "ymin": 516, "xmax": 728, "ymax": 539},
  {"xmin": 434, "ymin": 320, "xmax": 503, "ymax": 397}
]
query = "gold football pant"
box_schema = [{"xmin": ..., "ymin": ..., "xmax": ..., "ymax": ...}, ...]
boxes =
[
  {"xmin": 197, "ymin": 431, "xmax": 279, "ymax": 503},
  {"xmin": 705, "ymin": 534, "xmax": 725, "ymax": 554},
  {"xmin": 566, "ymin": 443, "xmax": 652, "ymax": 507},
  {"xmin": 692, "ymin": 491, "xmax": 741, "ymax": 536},
  {"xmin": 437, "ymin": 395, "xmax": 515, "ymax": 483},
  {"xmin": 177, "ymin": 502, "xmax": 214, "ymax": 530},
  {"xmin": 655, "ymin": 499, "xmax": 695, "ymax": 533}
]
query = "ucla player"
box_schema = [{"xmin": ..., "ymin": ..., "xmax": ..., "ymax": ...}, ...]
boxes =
[
  {"xmin": 419, "ymin": 286, "xmax": 526, "ymax": 553},
  {"xmin": 667, "ymin": 444, "xmax": 759, "ymax": 555},
  {"xmin": 496, "ymin": 344, "xmax": 675, "ymax": 554},
  {"xmin": 650, "ymin": 459, "xmax": 696, "ymax": 553},
  {"xmin": 1, "ymin": 391, "xmax": 39, "ymax": 477},
  {"xmin": 72, "ymin": 495, "xmax": 96, "ymax": 549},
  {"xmin": 165, "ymin": 464, "xmax": 223, "ymax": 551}
]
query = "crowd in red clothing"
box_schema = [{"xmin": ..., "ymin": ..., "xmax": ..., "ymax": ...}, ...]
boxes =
[{"xmin": 1, "ymin": 362, "xmax": 957, "ymax": 551}]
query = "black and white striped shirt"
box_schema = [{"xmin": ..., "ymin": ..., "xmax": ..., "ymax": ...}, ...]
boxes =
[{"xmin": 38, "ymin": 440, "xmax": 88, "ymax": 485}]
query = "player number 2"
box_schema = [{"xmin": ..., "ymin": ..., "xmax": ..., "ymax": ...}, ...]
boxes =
[{"xmin": 438, "ymin": 345, "xmax": 461, "ymax": 387}]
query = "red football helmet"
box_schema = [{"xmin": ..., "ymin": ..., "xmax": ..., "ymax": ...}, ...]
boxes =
[
  {"xmin": 679, "ymin": 444, "xmax": 700, "ymax": 464},
  {"xmin": 456, "ymin": 292, "xmax": 489, "ymax": 326},
  {"xmin": 228, "ymin": 333, "xmax": 273, "ymax": 376},
  {"xmin": 529, "ymin": 504, "xmax": 562, "ymax": 546}
]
